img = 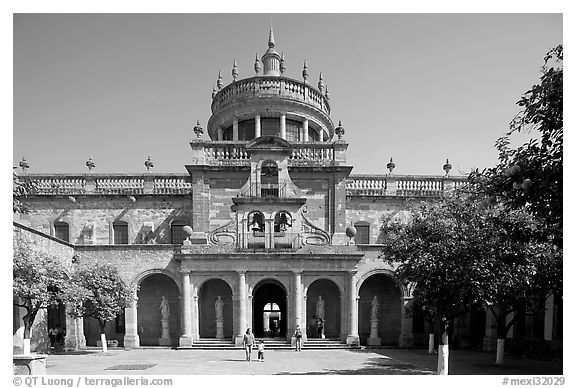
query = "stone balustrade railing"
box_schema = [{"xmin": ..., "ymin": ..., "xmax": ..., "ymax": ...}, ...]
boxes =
[
  {"xmin": 20, "ymin": 174, "xmax": 192, "ymax": 196},
  {"xmin": 196, "ymin": 140, "xmax": 345, "ymax": 166},
  {"xmin": 347, "ymin": 174, "xmax": 469, "ymax": 197},
  {"xmin": 211, "ymin": 76, "xmax": 331, "ymax": 116}
]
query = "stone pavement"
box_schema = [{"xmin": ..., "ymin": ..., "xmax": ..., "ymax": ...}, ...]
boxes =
[{"xmin": 44, "ymin": 347, "xmax": 562, "ymax": 375}]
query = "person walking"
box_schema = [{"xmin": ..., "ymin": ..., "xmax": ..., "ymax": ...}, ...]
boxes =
[
  {"xmin": 257, "ymin": 340, "xmax": 265, "ymax": 362},
  {"xmin": 242, "ymin": 328, "xmax": 255, "ymax": 361},
  {"xmin": 294, "ymin": 325, "xmax": 302, "ymax": 351}
]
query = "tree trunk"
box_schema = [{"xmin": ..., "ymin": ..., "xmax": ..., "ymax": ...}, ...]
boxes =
[
  {"xmin": 21, "ymin": 306, "xmax": 37, "ymax": 356},
  {"xmin": 495, "ymin": 338, "xmax": 505, "ymax": 365},
  {"xmin": 428, "ymin": 333, "xmax": 435, "ymax": 354},
  {"xmin": 99, "ymin": 320, "xmax": 107, "ymax": 352},
  {"xmin": 437, "ymin": 320, "xmax": 449, "ymax": 375}
]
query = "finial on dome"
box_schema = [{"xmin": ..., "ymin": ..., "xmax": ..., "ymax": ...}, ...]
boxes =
[
  {"xmin": 302, "ymin": 60, "xmax": 309, "ymax": 83},
  {"xmin": 217, "ymin": 70, "xmax": 223, "ymax": 90},
  {"xmin": 254, "ymin": 53, "xmax": 261, "ymax": 74},
  {"xmin": 19, "ymin": 157, "xmax": 29, "ymax": 172},
  {"xmin": 335, "ymin": 121, "xmax": 345, "ymax": 140},
  {"xmin": 144, "ymin": 156, "xmax": 154, "ymax": 172},
  {"xmin": 280, "ymin": 53, "xmax": 286, "ymax": 75},
  {"xmin": 268, "ymin": 27, "xmax": 275, "ymax": 48},
  {"xmin": 318, "ymin": 72, "xmax": 325, "ymax": 93},
  {"xmin": 325, "ymin": 86, "xmax": 330, "ymax": 100},
  {"xmin": 232, "ymin": 59, "xmax": 238, "ymax": 82}
]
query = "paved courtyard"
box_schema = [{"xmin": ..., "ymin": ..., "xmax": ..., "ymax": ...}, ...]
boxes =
[{"xmin": 45, "ymin": 348, "xmax": 562, "ymax": 375}]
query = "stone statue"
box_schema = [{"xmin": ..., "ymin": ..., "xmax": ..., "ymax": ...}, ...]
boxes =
[
  {"xmin": 316, "ymin": 295, "xmax": 325, "ymax": 319},
  {"xmin": 159, "ymin": 296, "xmax": 170, "ymax": 319},
  {"xmin": 215, "ymin": 296, "xmax": 224, "ymax": 320},
  {"xmin": 371, "ymin": 295, "xmax": 380, "ymax": 321}
]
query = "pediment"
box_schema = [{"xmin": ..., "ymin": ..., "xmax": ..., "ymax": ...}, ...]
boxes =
[{"xmin": 246, "ymin": 136, "xmax": 292, "ymax": 151}]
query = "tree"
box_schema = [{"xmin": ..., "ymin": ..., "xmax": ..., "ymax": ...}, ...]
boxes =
[
  {"xmin": 13, "ymin": 172, "xmax": 37, "ymax": 214},
  {"xmin": 471, "ymin": 45, "xmax": 562, "ymax": 245},
  {"xmin": 381, "ymin": 196, "xmax": 487, "ymax": 374},
  {"xmin": 66, "ymin": 264, "xmax": 135, "ymax": 352},
  {"xmin": 380, "ymin": 194, "xmax": 561, "ymax": 372},
  {"xmin": 13, "ymin": 233, "xmax": 70, "ymax": 355}
]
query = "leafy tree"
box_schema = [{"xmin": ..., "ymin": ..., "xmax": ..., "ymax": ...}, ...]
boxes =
[
  {"xmin": 66, "ymin": 264, "xmax": 135, "ymax": 352},
  {"xmin": 381, "ymin": 195, "xmax": 561, "ymax": 372},
  {"xmin": 381, "ymin": 196, "xmax": 486, "ymax": 374},
  {"xmin": 13, "ymin": 172, "xmax": 37, "ymax": 214},
  {"xmin": 471, "ymin": 45, "xmax": 562, "ymax": 245},
  {"xmin": 13, "ymin": 233, "xmax": 69, "ymax": 355}
]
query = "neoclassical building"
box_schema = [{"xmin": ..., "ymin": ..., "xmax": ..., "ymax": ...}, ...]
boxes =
[{"xmin": 13, "ymin": 30, "xmax": 561, "ymax": 353}]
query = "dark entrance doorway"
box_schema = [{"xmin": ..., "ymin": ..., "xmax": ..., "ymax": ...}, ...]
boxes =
[{"xmin": 253, "ymin": 280, "xmax": 287, "ymax": 338}]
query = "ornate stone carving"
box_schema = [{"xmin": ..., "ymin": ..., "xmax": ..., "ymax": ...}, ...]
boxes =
[{"xmin": 207, "ymin": 220, "xmax": 237, "ymax": 246}]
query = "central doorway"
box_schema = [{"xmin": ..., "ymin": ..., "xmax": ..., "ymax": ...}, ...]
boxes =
[{"xmin": 252, "ymin": 280, "xmax": 287, "ymax": 338}]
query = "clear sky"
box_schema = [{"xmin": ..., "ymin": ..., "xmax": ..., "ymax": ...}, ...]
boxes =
[{"xmin": 12, "ymin": 13, "xmax": 562, "ymax": 176}]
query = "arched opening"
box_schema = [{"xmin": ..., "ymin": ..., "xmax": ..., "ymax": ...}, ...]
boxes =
[
  {"xmin": 136, "ymin": 273, "xmax": 180, "ymax": 346},
  {"xmin": 252, "ymin": 280, "xmax": 287, "ymax": 338},
  {"xmin": 358, "ymin": 273, "xmax": 401, "ymax": 345},
  {"xmin": 198, "ymin": 279, "xmax": 233, "ymax": 339},
  {"xmin": 47, "ymin": 285, "xmax": 66, "ymax": 349},
  {"xmin": 247, "ymin": 211, "xmax": 266, "ymax": 249},
  {"xmin": 306, "ymin": 279, "xmax": 341, "ymax": 338},
  {"xmin": 260, "ymin": 160, "xmax": 279, "ymax": 197}
]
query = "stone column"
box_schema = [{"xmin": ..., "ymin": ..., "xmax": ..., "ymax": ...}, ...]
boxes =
[
  {"xmin": 544, "ymin": 294, "xmax": 554, "ymax": 341},
  {"xmin": 179, "ymin": 272, "xmax": 193, "ymax": 346},
  {"xmin": 192, "ymin": 292, "xmax": 200, "ymax": 341},
  {"xmin": 217, "ymin": 127, "xmax": 223, "ymax": 141},
  {"xmin": 303, "ymin": 119, "xmax": 309, "ymax": 142},
  {"xmin": 346, "ymin": 272, "xmax": 359, "ymax": 345},
  {"xmin": 235, "ymin": 271, "xmax": 247, "ymax": 346},
  {"xmin": 255, "ymin": 115, "xmax": 261, "ymax": 138},
  {"xmin": 64, "ymin": 304, "xmax": 86, "ymax": 350},
  {"xmin": 233, "ymin": 118, "xmax": 239, "ymax": 141},
  {"xmin": 302, "ymin": 295, "xmax": 308, "ymax": 340},
  {"xmin": 280, "ymin": 114, "xmax": 286, "ymax": 139},
  {"xmin": 291, "ymin": 271, "xmax": 302, "ymax": 346},
  {"xmin": 319, "ymin": 128, "xmax": 324, "ymax": 142},
  {"xmin": 399, "ymin": 296, "xmax": 414, "ymax": 347},
  {"xmin": 123, "ymin": 296, "xmax": 140, "ymax": 349}
]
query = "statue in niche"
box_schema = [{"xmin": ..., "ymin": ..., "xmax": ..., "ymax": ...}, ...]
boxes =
[
  {"xmin": 215, "ymin": 296, "xmax": 224, "ymax": 320},
  {"xmin": 371, "ymin": 295, "xmax": 380, "ymax": 321},
  {"xmin": 159, "ymin": 296, "xmax": 170, "ymax": 319},
  {"xmin": 316, "ymin": 295, "xmax": 325, "ymax": 319}
]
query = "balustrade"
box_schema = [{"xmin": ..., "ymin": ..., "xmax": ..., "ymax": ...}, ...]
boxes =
[
  {"xmin": 347, "ymin": 175, "xmax": 468, "ymax": 197},
  {"xmin": 211, "ymin": 76, "xmax": 331, "ymax": 116}
]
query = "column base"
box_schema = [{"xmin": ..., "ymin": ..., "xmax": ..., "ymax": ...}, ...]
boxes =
[
  {"xmin": 346, "ymin": 335, "xmax": 359, "ymax": 346},
  {"xmin": 179, "ymin": 336, "xmax": 193, "ymax": 347},
  {"xmin": 159, "ymin": 337, "xmax": 171, "ymax": 346},
  {"xmin": 123, "ymin": 334, "xmax": 140, "ymax": 349},
  {"xmin": 399, "ymin": 334, "xmax": 414, "ymax": 348},
  {"xmin": 64, "ymin": 333, "xmax": 86, "ymax": 350},
  {"xmin": 367, "ymin": 337, "xmax": 381, "ymax": 346},
  {"xmin": 234, "ymin": 335, "xmax": 244, "ymax": 347}
]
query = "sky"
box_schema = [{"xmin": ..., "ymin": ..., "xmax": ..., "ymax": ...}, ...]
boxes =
[{"xmin": 12, "ymin": 13, "xmax": 562, "ymax": 177}]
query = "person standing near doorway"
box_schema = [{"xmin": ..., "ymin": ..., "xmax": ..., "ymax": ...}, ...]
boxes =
[
  {"xmin": 294, "ymin": 325, "xmax": 302, "ymax": 351},
  {"xmin": 242, "ymin": 328, "xmax": 255, "ymax": 361}
]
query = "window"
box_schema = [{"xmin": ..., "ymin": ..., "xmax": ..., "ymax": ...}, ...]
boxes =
[
  {"xmin": 54, "ymin": 221, "xmax": 69, "ymax": 243},
  {"xmin": 308, "ymin": 127, "xmax": 320, "ymax": 142},
  {"xmin": 113, "ymin": 221, "xmax": 128, "ymax": 245},
  {"xmin": 171, "ymin": 221, "xmax": 187, "ymax": 244},
  {"xmin": 354, "ymin": 221, "xmax": 370, "ymax": 244},
  {"xmin": 261, "ymin": 118, "xmax": 279, "ymax": 137},
  {"xmin": 238, "ymin": 119, "xmax": 255, "ymax": 140},
  {"xmin": 285, "ymin": 119, "xmax": 302, "ymax": 142}
]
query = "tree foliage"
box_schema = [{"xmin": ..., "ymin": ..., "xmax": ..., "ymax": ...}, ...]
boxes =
[
  {"xmin": 380, "ymin": 195, "xmax": 561, "ymax": 343},
  {"xmin": 470, "ymin": 45, "xmax": 562, "ymax": 245},
  {"xmin": 66, "ymin": 264, "xmax": 136, "ymax": 333},
  {"xmin": 13, "ymin": 233, "xmax": 70, "ymax": 339},
  {"xmin": 13, "ymin": 172, "xmax": 37, "ymax": 214}
]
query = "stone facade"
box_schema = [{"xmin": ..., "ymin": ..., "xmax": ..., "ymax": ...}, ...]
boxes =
[{"xmin": 13, "ymin": 29, "xmax": 561, "ymax": 354}]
